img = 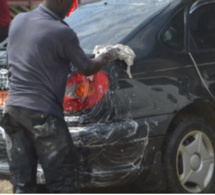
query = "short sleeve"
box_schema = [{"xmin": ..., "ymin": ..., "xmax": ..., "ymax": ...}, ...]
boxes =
[{"xmin": 60, "ymin": 29, "xmax": 91, "ymax": 74}]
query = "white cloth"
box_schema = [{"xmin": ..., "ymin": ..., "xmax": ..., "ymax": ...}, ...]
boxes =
[{"xmin": 93, "ymin": 44, "xmax": 136, "ymax": 78}]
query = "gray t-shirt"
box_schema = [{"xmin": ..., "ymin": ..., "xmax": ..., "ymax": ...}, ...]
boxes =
[{"xmin": 6, "ymin": 5, "xmax": 91, "ymax": 118}]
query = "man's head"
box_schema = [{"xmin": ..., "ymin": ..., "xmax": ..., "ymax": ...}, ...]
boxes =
[{"xmin": 43, "ymin": 0, "xmax": 75, "ymax": 19}]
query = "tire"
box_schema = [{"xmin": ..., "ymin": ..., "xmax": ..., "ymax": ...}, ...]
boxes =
[{"xmin": 163, "ymin": 117, "xmax": 215, "ymax": 193}]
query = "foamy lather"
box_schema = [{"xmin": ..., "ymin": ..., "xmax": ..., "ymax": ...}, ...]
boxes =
[{"xmin": 93, "ymin": 44, "xmax": 136, "ymax": 78}]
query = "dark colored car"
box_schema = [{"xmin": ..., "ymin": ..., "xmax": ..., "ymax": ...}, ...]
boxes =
[{"xmin": 0, "ymin": 0, "xmax": 215, "ymax": 193}]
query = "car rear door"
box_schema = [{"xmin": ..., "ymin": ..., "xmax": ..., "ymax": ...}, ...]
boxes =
[
  {"xmin": 188, "ymin": 0, "xmax": 215, "ymax": 99},
  {"xmin": 125, "ymin": 4, "xmax": 196, "ymax": 120}
]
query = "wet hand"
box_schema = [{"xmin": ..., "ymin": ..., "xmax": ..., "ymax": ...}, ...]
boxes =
[
  {"xmin": 94, "ymin": 46, "xmax": 119, "ymax": 64},
  {"xmin": 102, "ymin": 47, "xmax": 119, "ymax": 63}
]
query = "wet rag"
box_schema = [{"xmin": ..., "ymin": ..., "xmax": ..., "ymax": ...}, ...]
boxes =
[{"xmin": 93, "ymin": 44, "xmax": 136, "ymax": 78}]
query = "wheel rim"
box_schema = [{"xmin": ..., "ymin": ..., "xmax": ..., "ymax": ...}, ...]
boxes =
[{"xmin": 176, "ymin": 130, "xmax": 214, "ymax": 193}]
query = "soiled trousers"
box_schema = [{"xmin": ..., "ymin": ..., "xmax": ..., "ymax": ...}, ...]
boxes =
[{"xmin": 0, "ymin": 106, "xmax": 79, "ymax": 193}]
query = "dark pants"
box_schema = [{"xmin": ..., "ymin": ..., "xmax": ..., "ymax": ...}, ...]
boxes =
[
  {"xmin": 0, "ymin": 106, "xmax": 79, "ymax": 193},
  {"xmin": 0, "ymin": 25, "xmax": 9, "ymax": 43}
]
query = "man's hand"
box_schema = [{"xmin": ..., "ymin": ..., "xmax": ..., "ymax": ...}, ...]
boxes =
[
  {"xmin": 83, "ymin": 47, "xmax": 119, "ymax": 76},
  {"xmin": 100, "ymin": 47, "xmax": 119, "ymax": 64}
]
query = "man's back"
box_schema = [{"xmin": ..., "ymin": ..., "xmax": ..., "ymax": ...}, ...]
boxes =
[{"xmin": 7, "ymin": 5, "xmax": 90, "ymax": 118}]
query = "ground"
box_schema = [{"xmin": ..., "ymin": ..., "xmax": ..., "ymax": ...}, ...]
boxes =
[
  {"xmin": 0, "ymin": 180, "xmax": 12, "ymax": 193},
  {"xmin": 0, "ymin": 180, "xmax": 150, "ymax": 193}
]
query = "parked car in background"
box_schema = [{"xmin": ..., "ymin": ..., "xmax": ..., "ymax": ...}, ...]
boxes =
[{"xmin": 0, "ymin": 0, "xmax": 215, "ymax": 193}]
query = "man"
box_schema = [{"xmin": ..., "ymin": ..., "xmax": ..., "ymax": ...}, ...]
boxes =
[
  {"xmin": 0, "ymin": 0, "xmax": 11, "ymax": 43},
  {"xmin": 1, "ymin": 0, "xmax": 118, "ymax": 193}
]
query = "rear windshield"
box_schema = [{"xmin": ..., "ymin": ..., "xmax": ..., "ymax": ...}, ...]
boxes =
[{"xmin": 65, "ymin": 0, "xmax": 171, "ymax": 53}]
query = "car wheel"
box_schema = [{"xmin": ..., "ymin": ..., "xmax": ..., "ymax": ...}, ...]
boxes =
[{"xmin": 163, "ymin": 117, "xmax": 215, "ymax": 193}]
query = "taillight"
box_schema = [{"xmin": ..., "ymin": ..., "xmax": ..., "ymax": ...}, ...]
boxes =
[{"xmin": 63, "ymin": 71, "xmax": 109, "ymax": 113}]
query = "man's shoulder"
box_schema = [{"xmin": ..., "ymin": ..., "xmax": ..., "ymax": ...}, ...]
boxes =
[
  {"xmin": 12, "ymin": 12, "xmax": 29, "ymax": 25},
  {"xmin": 55, "ymin": 23, "xmax": 77, "ymax": 40}
]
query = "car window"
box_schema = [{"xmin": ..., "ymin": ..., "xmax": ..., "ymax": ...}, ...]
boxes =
[
  {"xmin": 190, "ymin": 3, "xmax": 215, "ymax": 50},
  {"xmin": 65, "ymin": 0, "xmax": 171, "ymax": 53},
  {"xmin": 161, "ymin": 9, "xmax": 184, "ymax": 51}
]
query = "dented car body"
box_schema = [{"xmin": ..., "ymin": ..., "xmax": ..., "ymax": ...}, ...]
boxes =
[{"xmin": 1, "ymin": 0, "xmax": 215, "ymax": 193}]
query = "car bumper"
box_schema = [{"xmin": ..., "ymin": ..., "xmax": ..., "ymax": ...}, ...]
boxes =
[{"xmin": 0, "ymin": 114, "xmax": 174, "ymax": 188}]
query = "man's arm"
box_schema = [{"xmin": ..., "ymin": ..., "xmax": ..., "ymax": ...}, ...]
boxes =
[
  {"xmin": 83, "ymin": 48, "xmax": 119, "ymax": 76},
  {"xmin": 83, "ymin": 55, "xmax": 104, "ymax": 76},
  {"xmin": 62, "ymin": 29, "xmax": 118, "ymax": 76}
]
